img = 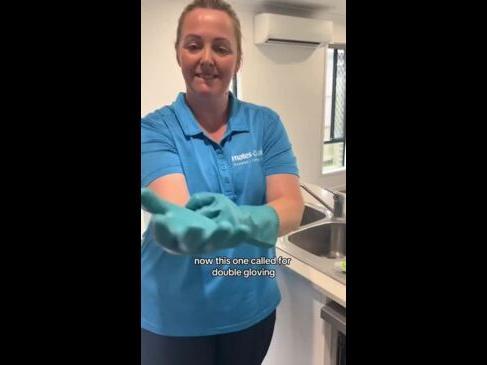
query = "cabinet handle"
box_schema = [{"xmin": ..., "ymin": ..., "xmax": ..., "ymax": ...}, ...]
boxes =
[{"xmin": 321, "ymin": 301, "xmax": 346, "ymax": 335}]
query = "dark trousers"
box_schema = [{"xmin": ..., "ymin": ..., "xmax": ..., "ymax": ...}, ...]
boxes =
[{"xmin": 141, "ymin": 310, "xmax": 276, "ymax": 365}]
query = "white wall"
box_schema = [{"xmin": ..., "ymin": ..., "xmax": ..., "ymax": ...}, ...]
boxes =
[
  {"xmin": 141, "ymin": 0, "xmax": 186, "ymax": 115},
  {"xmin": 141, "ymin": 0, "xmax": 346, "ymax": 189}
]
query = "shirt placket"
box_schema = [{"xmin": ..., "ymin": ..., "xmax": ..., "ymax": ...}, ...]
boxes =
[{"xmin": 213, "ymin": 143, "xmax": 236, "ymax": 201}]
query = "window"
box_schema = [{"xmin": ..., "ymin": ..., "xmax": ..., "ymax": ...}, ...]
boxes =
[{"xmin": 323, "ymin": 45, "xmax": 346, "ymax": 172}]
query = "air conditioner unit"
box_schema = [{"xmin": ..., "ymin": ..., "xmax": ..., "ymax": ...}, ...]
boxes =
[{"xmin": 254, "ymin": 13, "xmax": 333, "ymax": 47}]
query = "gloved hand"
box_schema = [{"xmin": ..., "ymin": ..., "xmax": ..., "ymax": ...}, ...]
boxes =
[
  {"xmin": 186, "ymin": 193, "xmax": 280, "ymax": 249},
  {"xmin": 141, "ymin": 188, "xmax": 250, "ymax": 255}
]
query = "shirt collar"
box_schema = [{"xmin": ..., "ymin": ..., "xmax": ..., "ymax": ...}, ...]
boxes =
[{"xmin": 172, "ymin": 91, "xmax": 249, "ymax": 137}]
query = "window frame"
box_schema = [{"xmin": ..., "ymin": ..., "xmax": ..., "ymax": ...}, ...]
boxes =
[{"xmin": 323, "ymin": 43, "xmax": 346, "ymax": 172}]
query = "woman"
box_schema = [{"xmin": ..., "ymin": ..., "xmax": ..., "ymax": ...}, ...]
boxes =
[{"xmin": 141, "ymin": 1, "xmax": 304, "ymax": 364}]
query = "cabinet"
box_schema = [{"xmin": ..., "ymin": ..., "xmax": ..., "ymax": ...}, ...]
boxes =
[{"xmin": 263, "ymin": 265, "xmax": 335, "ymax": 365}]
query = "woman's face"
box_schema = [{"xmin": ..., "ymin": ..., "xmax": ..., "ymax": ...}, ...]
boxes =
[{"xmin": 177, "ymin": 8, "xmax": 240, "ymax": 98}]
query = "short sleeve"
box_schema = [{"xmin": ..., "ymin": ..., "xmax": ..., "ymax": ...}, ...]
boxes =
[
  {"xmin": 262, "ymin": 109, "xmax": 299, "ymax": 177},
  {"xmin": 141, "ymin": 112, "xmax": 183, "ymax": 187}
]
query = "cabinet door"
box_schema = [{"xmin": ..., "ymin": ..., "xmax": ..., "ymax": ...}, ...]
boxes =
[{"xmin": 263, "ymin": 266, "xmax": 335, "ymax": 365}]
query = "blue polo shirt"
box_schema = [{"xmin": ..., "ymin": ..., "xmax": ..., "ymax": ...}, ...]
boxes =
[{"xmin": 141, "ymin": 92, "xmax": 299, "ymax": 336}]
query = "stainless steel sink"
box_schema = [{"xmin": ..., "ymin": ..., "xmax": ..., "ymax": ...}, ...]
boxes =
[
  {"xmin": 300, "ymin": 204, "xmax": 327, "ymax": 226},
  {"xmin": 288, "ymin": 221, "xmax": 346, "ymax": 259}
]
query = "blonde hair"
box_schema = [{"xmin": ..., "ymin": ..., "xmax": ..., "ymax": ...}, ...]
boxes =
[{"xmin": 175, "ymin": 0, "xmax": 242, "ymax": 69}]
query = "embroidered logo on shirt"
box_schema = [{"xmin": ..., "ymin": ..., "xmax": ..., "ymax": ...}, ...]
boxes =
[{"xmin": 231, "ymin": 149, "xmax": 263, "ymax": 166}]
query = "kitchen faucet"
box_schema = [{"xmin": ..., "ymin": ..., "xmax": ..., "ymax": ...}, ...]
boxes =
[{"xmin": 300, "ymin": 183, "xmax": 345, "ymax": 218}]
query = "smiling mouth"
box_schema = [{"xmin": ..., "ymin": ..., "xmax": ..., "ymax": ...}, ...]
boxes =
[{"xmin": 195, "ymin": 73, "xmax": 218, "ymax": 80}]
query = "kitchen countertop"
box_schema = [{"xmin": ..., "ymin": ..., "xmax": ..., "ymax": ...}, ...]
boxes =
[{"xmin": 275, "ymin": 182, "xmax": 346, "ymax": 307}]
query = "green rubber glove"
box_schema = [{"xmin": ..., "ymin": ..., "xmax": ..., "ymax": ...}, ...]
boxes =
[
  {"xmin": 141, "ymin": 188, "xmax": 250, "ymax": 255},
  {"xmin": 186, "ymin": 193, "xmax": 280, "ymax": 249}
]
